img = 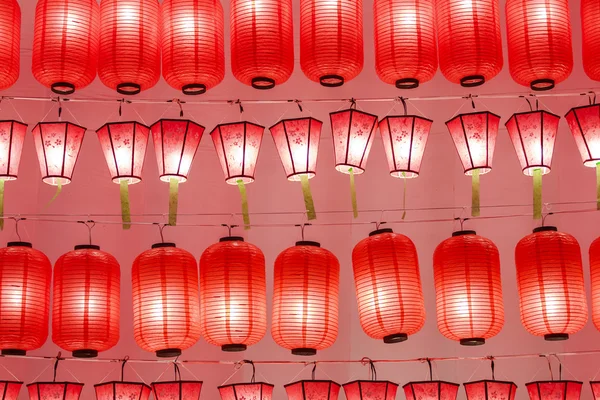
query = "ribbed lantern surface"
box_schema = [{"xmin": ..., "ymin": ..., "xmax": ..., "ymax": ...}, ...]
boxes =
[
  {"xmin": 379, "ymin": 116, "xmax": 431, "ymax": 178},
  {"xmin": 526, "ymin": 381, "xmax": 582, "ymax": 400},
  {"xmin": 344, "ymin": 381, "xmax": 398, "ymax": 400},
  {"xmin": 0, "ymin": 242, "xmax": 51, "ymax": 355},
  {"xmin": 95, "ymin": 382, "xmax": 151, "ymax": 400},
  {"xmin": 565, "ymin": 105, "xmax": 600, "ymax": 166},
  {"xmin": 590, "ymin": 236, "xmax": 600, "ymax": 330},
  {"xmin": 403, "ymin": 382, "xmax": 460, "ymax": 400},
  {"xmin": 0, "ymin": 121, "xmax": 27, "ymax": 180},
  {"xmin": 515, "ymin": 227, "xmax": 588, "ymax": 340},
  {"xmin": 161, "ymin": 0, "xmax": 225, "ymax": 94},
  {"xmin": 27, "ymin": 383, "xmax": 84, "ymax": 400},
  {"xmin": 505, "ymin": 0, "xmax": 573, "ymax": 90},
  {"xmin": 32, "ymin": 0, "xmax": 99, "ymax": 94},
  {"xmin": 200, "ymin": 237, "xmax": 267, "ymax": 351},
  {"xmin": 374, "ymin": 0, "xmax": 436, "ymax": 88},
  {"xmin": 464, "ymin": 380, "xmax": 517, "ymax": 400},
  {"xmin": 582, "ymin": 0, "xmax": 600, "ymax": 81},
  {"xmin": 0, "ymin": 381, "xmax": 22, "ymax": 400},
  {"xmin": 219, "ymin": 383, "xmax": 273, "ymax": 400},
  {"xmin": 330, "ymin": 109, "xmax": 378, "ymax": 174},
  {"xmin": 151, "ymin": 119, "xmax": 205, "ymax": 182},
  {"xmin": 272, "ymin": 241, "xmax": 340, "ymax": 355},
  {"xmin": 153, "ymin": 381, "xmax": 202, "ymax": 399},
  {"xmin": 132, "ymin": 243, "xmax": 201, "ymax": 357},
  {"xmin": 230, "ymin": 0, "xmax": 293, "ymax": 89},
  {"xmin": 300, "ymin": 0, "xmax": 364, "ymax": 86},
  {"xmin": 436, "ymin": 0, "xmax": 502, "ymax": 87},
  {"xmin": 433, "ymin": 230, "xmax": 505, "ymax": 345},
  {"xmin": 285, "ymin": 381, "xmax": 340, "ymax": 400},
  {"xmin": 52, "ymin": 245, "xmax": 120, "ymax": 358},
  {"xmin": 32, "ymin": 122, "xmax": 86, "ymax": 186},
  {"xmin": 98, "ymin": 0, "xmax": 161, "ymax": 94},
  {"xmin": 352, "ymin": 228, "xmax": 425, "ymax": 343},
  {"xmin": 0, "ymin": 0, "xmax": 20, "ymax": 91}
]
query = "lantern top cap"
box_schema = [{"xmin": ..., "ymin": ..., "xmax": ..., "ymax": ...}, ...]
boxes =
[
  {"xmin": 379, "ymin": 115, "xmax": 433, "ymax": 124},
  {"xmin": 445, "ymin": 110, "xmax": 502, "ymax": 125},
  {"xmin": 269, "ymin": 116, "xmax": 323, "ymax": 130},
  {"xmin": 151, "ymin": 242, "xmax": 177, "ymax": 249},
  {"xmin": 218, "ymin": 382, "xmax": 274, "ymax": 389},
  {"xmin": 284, "ymin": 380, "xmax": 341, "ymax": 388},
  {"xmin": 210, "ymin": 121, "xmax": 265, "ymax": 134},
  {"xmin": 33, "ymin": 121, "xmax": 87, "ymax": 132},
  {"xmin": 96, "ymin": 120, "xmax": 150, "ymax": 132},
  {"xmin": 505, "ymin": 109, "xmax": 561, "ymax": 122},
  {"xmin": 295, "ymin": 240, "xmax": 321, "ymax": 247},
  {"xmin": 152, "ymin": 380, "xmax": 204, "ymax": 385},
  {"xmin": 452, "ymin": 230, "xmax": 477, "ymax": 237},
  {"xmin": 28, "ymin": 382, "xmax": 84, "ymax": 387},
  {"xmin": 330, "ymin": 108, "xmax": 379, "ymax": 120},
  {"xmin": 0, "ymin": 380, "xmax": 22, "ymax": 383},
  {"xmin": 565, "ymin": 103, "xmax": 600, "ymax": 117},
  {"xmin": 464, "ymin": 379, "xmax": 517, "ymax": 387},
  {"xmin": 7, "ymin": 241, "xmax": 32, "ymax": 248},
  {"xmin": 369, "ymin": 228, "xmax": 394, "ymax": 236},
  {"xmin": 533, "ymin": 226, "xmax": 558, "ymax": 233},
  {"xmin": 0, "ymin": 120, "xmax": 27, "ymax": 127},
  {"xmin": 74, "ymin": 244, "xmax": 100, "ymax": 250},
  {"xmin": 150, "ymin": 119, "xmax": 205, "ymax": 130},
  {"xmin": 219, "ymin": 236, "xmax": 245, "ymax": 242},
  {"xmin": 526, "ymin": 380, "xmax": 583, "ymax": 385},
  {"xmin": 344, "ymin": 380, "xmax": 399, "ymax": 387},
  {"xmin": 402, "ymin": 380, "xmax": 460, "ymax": 388},
  {"xmin": 94, "ymin": 381, "xmax": 151, "ymax": 389}
]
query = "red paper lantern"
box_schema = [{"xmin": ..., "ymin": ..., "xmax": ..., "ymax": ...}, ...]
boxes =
[
  {"xmin": 374, "ymin": 0, "xmax": 436, "ymax": 88},
  {"xmin": 96, "ymin": 122, "xmax": 150, "ymax": 184},
  {"xmin": 515, "ymin": 227, "xmax": 588, "ymax": 340},
  {"xmin": 95, "ymin": 382, "xmax": 151, "ymax": 400},
  {"xmin": 200, "ymin": 236, "xmax": 267, "ymax": 351},
  {"xmin": 32, "ymin": 122, "xmax": 86, "ymax": 186},
  {"xmin": 98, "ymin": 0, "xmax": 161, "ymax": 95},
  {"xmin": 0, "ymin": 242, "xmax": 51, "ymax": 355},
  {"xmin": 220, "ymin": 383, "xmax": 273, "ymax": 400},
  {"xmin": 582, "ymin": 0, "xmax": 600, "ymax": 81},
  {"xmin": 32, "ymin": 0, "xmax": 99, "ymax": 95},
  {"xmin": 153, "ymin": 381, "xmax": 202, "ymax": 399},
  {"xmin": 330, "ymin": 109, "xmax": 378, "ymax": 174},
  {"xmin": 352, "ymin": 228, "xmax": 425, "ymax": 343},
  {"xmin": 565, "ymin": 105, "xmax": 600, "ymax": 166},
  {"xmin": 285, "ymin": 381, "xmax": 340, "ymax": 400},
  {"xmin": 0, "ymin": 381, "xmax": 22, "ymax": 400},
  {"xmin": 526, "ymin": 381, "xmax": 582, "ymax": 400},
  {"xmin": 379, "ymin": 115, "xmax": 431, "ymax": 178},
  {"xmin": 403, "ymin": 382, "xmax": 460, "ymax": 400},
  {"xmin": 52, "ymin": 245, "xmax": 120, "ymax": 358},
  {"xmin": 436, "ymin": 0, "xmax": 502, "ymax": 87},
  {"xmin": 161, "ymin": 0, "xmax": 225, "ymax": 94},
  {"xmin": 0, "ymin": 0, "xmax": 20, "ymax": 91},
  {"xmin": 590, "ymin": 237, "xmax": 600, "ymax": 330},
  {"xmin": 0, "ymin": 121, "xmax": 27, "ymax": 180},
  {"xmin": 210, "ymin": 122, "xmax": 264, "ymax": 184},
  {"xmin": 230, "ymin": 0, "xmax": 293, "ymax": 89},
  {"xmin": 344, "ymin": 381, "xmax": 398, "ymax": 400},
  {"xmin": 27, "ymin": 383, "xmax": 84, "ymax": 400},
  {"xmin": 464, "ymin": 380, "xmax": 517, "ymax": 400},
  {"xmin": 132, "ymin": 243, "xmax": 201, "ymax": 357},
  {"xmin": 591, "ymin": 381, "xmax": 600, "ymax": 399},
  {"xmin": 272, "ymin": 241, "xmax": 340, "ymax": 355},
  {"xmin": 433, "ymin": 230, "xmax": 505, "ymax": 345},
  {"xmin": 505, "ymin": 0, "xmax": 573, "ymax": 90},
  {"xmin": 300, "ymin": 0, "xmax": 364, "ymax": 86}
]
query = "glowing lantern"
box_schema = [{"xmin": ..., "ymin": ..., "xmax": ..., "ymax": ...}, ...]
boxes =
[
  {"xmin": 351, "ymin": 228, "xmax": 425, "ymax": 343},
  {"xmin": 0, "ymin": 381, "xmax": 21, "ymax": 399},
  {"xmin": 591, "ymin": 381, "xmax": 600, "ymax": 399},
  {"xmin": 300, "ymin": 0, "xmax": 364, "ymax": 86},
  {"xmin": 210, "ymin": 122, "xmax": 264, "ymax": 228},
  {"xmin": 582, "ymin": 0, "xmax": 600, "ymax": 81},
  {"xmin": 200, "ymin": 236, "xmax": 267, "ymax": 351},
  {"xmin": 151, "ymin": 119, "xmax": 205, "ymax": 225},
  {"xmin": 374, "ymin": 0, "xmax": 436, "ymax": 88},
  {"xmin": 97, "ymin": 121, "xmax": 150, "ymax": 229},
  {"xmin": 330, "ymin": 108, "xmax": 378, "ymax": 217},
  {"xmin": 161, "ymin": 0, "xmax": 225, "ymax": 94},
  {"xmin": 515, "ymin": 226, "xmax": 588, "ymax": 340},
  {"xmin": 505, "ymin": 110, "xmax": 560, "ymax": 219},
  {"xmin": 220, "ymin": 383, "xmax": 273, "ymax": 400},
  {"xmin": 32, "ymin": 0, "xmax": 99, "ymax": 95},
  {"xmin": 28, "ymin": 383, "xmax": 84, "ymax": 400},
  {"xmin": 446, "ymin": 111, "xmax": 500, "ymax": 216},
  {"xmin": 230, "ymin": 0, "xmax": 293, "ymax": 89},
  {"xmin": 0, "ymin": 0, "xmax": 20, "ymax": 91},
  {"xmin": 0, "ymin": 121, "xmax": 27, "ymax": 229},
  {"xmin": 285, "ymin": 381, "xmax": 340, "ymax": 400},
  {"xmin": 0, "ymin": 241, "xmax": 51, "ymax": 355},
  {"xmin": 270, "ymin": 117, "xmax": 322, "ymax": 220},
  {"xmin": 98, "ymin": 0, "xmax": 161, "ymax": 94},
  {"xmin": 526, "ymin": 381, "xmax": 582, "ymax": 400},
  {"xmin": 379, "ymin": 115, "xmax": 431, "ymax": 178},
  {"xmin": 272, "ymin": 241, "xmax": 340, "ymax": 355},
  {"xmin": 52, "ymin": 245, "xmax": 120, "ymax": 358},
  {"xmin": 590, "ymin": 236, "xmax": 600, "ymax": 331},
  {"xmin": 505, "ymin": 0, "xmax": 573, "ymax": 90},
  {"xmin": 433, "ymin": 230, "xmax": 505, "ymax": 345},
  {"xmin": 403, "ymin": 382, "xmax": 460, "ymax": 400},
  {"xmin": 95, "ymin": 360, "xmax": 152, "ymax": 400},
  {"xmin": 132, "ymin": 243, "xmax": 201, "ymax": 357},
  {"xmin": 344, "ymin": 381, "xmax": 398, "ymax": 400},
  {"xmin": 436, "ymin": 0, "xmax": 502, "ymax": 87},
  {"xmin": 464, "ymin": 381, "xmax": 517, "ymax": 400},
  {"xmin": 152, "ymin": 364, "xmax": 202, "ymax": 400}
]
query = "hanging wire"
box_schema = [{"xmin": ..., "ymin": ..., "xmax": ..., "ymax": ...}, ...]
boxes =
[
  {"xmin": 541, "ymin": 212, "xmax": 554, "ymax": 227},
  {"xmin": 454, "ymin": 217, "xmax": 469, "ymax": 231},
  {"xmin": 167, "ymin": 99, "xmax": 185, "ymax": 118},
  {"xmin": 242, "ymin": 360, "xmax": 256, "ymax": 383},
  {"xmin": 52, "ymin": 353, "xmax": 62, "ymax": 382},
  {"xmin": 311, "ymin": 362, "xmax": 317, "ymax": 380},
  {"xmin": 154, "ymin": 223, "xmax": 167, "ymax": 243},
  {"xmin": 465, "ymin": 94, "xmax": 477, "ymax": 109},
  {"xmin": 221, "ymin": 223, "xmax": 238, "ymax": 237},
  {"xmin": 121, "ymin": 356, "xmax": 129, "ymax": 382},
  {"xmin": 361, "ymin": 357, "xmax": 377, "ymax": 381},
  {"xmin": 399, "ymin": 97, "xmax": 408, "ymax": 115},
  {"xmin": 541, "ymin": 355, "xmax": 554, "ymax": 381},
  {"xmin": 489, "ymin": 356, "xmax": 496, "ymax": 380},
  {"xmin": 589, "ymin": 91, "xmax": 597, "ymax": 105},
  {"xmin": 426, "ymin": 358, "xmax": 433, "ymax": 381},
  {"xmin": 552, "ymin": 354, "xmax": 563, "ymax": 380},
  {"xmin": 350, "ymin": 98, "xmax": 357, "ymax": 110},
  {"xmin": 295, "ymin": 223, "xmax": 311, "ymax": 241},
  {"xmin": 77, "ymin": 220, "xmax": 96, "ymax": 245},
  {"xmin": 173, "ymin": 361, "xmax": 182, "ymax": 381},
  {"xmin": 10, "ymin": 217, "xmax": 25, "ymax": 241}
]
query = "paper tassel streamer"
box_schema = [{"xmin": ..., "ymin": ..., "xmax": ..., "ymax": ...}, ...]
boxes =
[
  {"xmin": 169, "ymin": 178, "xmax": 179, "ymax": 226},
  {"xmin": 349, "ymin": 168, "xmax": 358, "ymax": 218},
  {"xmin": 0, "ymin": 180, "xmax": 4, "ymax": 231},
  {"xmin": 472, "ymin": 169, "xmax": 480, "ymax": 217},
  {"xmin": 46, "ymin": 182, "xmax": 62, "ymax": 207},
  {"xmin": 120, "ymin": 180, "xmax": 131, "ymax": 230},
  {"xmin": 597, "ymin": 163, "xmax": 600, "ymax": 210},
  {"xmin": 533, "ymin": 169, "xmax": 542, "ymax": 219},
  {"xmin": 300, "ymin": 174, "xmax": 316, "ymax": 220},
  {"xmin": 237, "ymin": 179, "xmax": 251, "ymax": 229}
]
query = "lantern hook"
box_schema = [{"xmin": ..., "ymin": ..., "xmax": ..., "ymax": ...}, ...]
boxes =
[
  {"xmin": 350, "ymin": 98, "xmax": 357, "ymax": 110},
  {"xmin": 589, "ymin": 91, "xmax": 597, "ymax": 105},
  {"xmin": 310, "ymin": 362, "xmax": 317, "ymax": 380},
  {"xmin": 552, "ymin": 354, "xmax": 563, "ymax": 380},
  {"xmin": 53, "ymin": 352, "xmax": 62, "ymax": 382},
  {"xmin": 167, "ymin": 99, "xmax": 185, "ymax": 117},
  {"xmin": 372, "ymin": 221, "xmax": 387, "ymax": 231},
  {"xmin": 454, "ymin": 217, "xmax": 469, "ymax": 231},
  {"xmin": 425, "ymin": 358, "xmax": 433, "ymax": 381},
  {"xmin": 522, "ymin": 95, "xmax": 538, "ymax": 112},
  {"xmin": 295, "ymin": 223, "xmax": 312, "ymax": 241},
  {"xmin": 221, "ymin": 224, "xmax": 239, "ymax": 237},
  {"xmin": 242, "ymin": 360, "xmax": 256, "ymax": 383},
  {"xmin": 487, "ymin": 356, "xmax": 495, "ymax": 380},
  {"xmin": 360, "ymin": 357, "xmax": 377, "ymax": 381},
  {"xmin": 9, "ymin": 217, "xmax": 25, "ymax": 242},
  {"xmin": 540, "ymin": 354, "xmax": 555, "ymax": 381},
  {"xmin": 541, "ymin": 212, "xmax": 554, "ymax": 227},
  {"xmin": 77, "ymin": 220, "xmax": 96, "ymax": 245},
  {"xmin": 117, "ymin": 98, "xmax": 131, "ymax": 117},
  {"xmin": 173, "ymin": 360, "xmax": 182, "ymax": 381},
  {"xmin": 398, "ymin": 97, "xmax": 408, "ymax": 115},
  {"xmin": 120, "ymin": 356, "xmax": 130, "ymax": 382},
  {"xmin": 464, "ymin": 94, "xmax": 476, "ymax": 109},
  {"xmin": 153, "ymin": 223, "xmax": 168, "ymax": 243},
  {"xmin": 52, "ymin": 97, "xmax": 63, "ymax": 120}
]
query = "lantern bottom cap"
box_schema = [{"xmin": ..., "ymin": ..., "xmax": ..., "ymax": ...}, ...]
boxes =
[
  {"xmin": 117, "ymin": 82, "xmax": 142, "ymax": 95},
  {"xmin": 43, "ymin": 176, "xmax": 71, "ymax": 186},
  {"xmin": 1, "ymin": 349, "xmax": 25, "ymax": 356},
  {"xmin": 460, "ymin": 75, "xmax": 485, "ymax": 87},
  {"xmin": 51, "ymin": 82, "xmax": 75, "ymax": 95},
  {"xmin": 182, "ymin": 83, "xmax": 207, "ymax": 95},
  {"xmin": 383, "ymin": 333, "xmax": 408, "ymax": 343},
  {"xmin": 395, "ymin": 78, "xmax": 419, "ymax": 89},
  {"xmin": 251, "ymin": 77, "xmax": 276, "ymax": 90},
  {"xmin": 159, "ymin": 174, "xmax": 187, "ymax": 183},
  {"xmin": 460, "ymin": 338, "xmax": 485, "ymax": 346},
  {"xmin": 156, "ymin": 348, "xmax": 182, "ymax": 358},
  {"xmin": 531, "ymin": 79, "xmax": 555, "ymax": 91},
  {"xmin": 222, "ymin": 344, "xmax": 247, "ymax": 352},
  {"xmin": 544, "ymin": 333, "xmax": 569, "ymax": 341},
  {"xmin": 320, "ymin": 75, "xmax": 344, "ymax": 87},
  {"xmin": 72, "ymin": 349, "xmax": 98, "ymax": 358},
  {"xmin": 291, "ymin": 348, "xmax": 317, "ymax": 356},
  {"xmin": 391, "ymin": 170, "xmax": 418, "ymax": 179},
  {"xmin": 335, "ymin": 165, "xmax": 365, "ymax": 175}
]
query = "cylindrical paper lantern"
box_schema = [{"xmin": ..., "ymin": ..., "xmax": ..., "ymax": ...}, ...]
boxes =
[
  {"xmin": 464, "ymin": 380, "xmax": 517, "ymax": 400},
  {"xmin": 526, "ymin": 381, "xmax": 582, "ymax": 400},
  {"xmin": 344, "ymin": 381, "xmax": 398, "ymax": 400},
  {"xmin": 27, "ymin": 382, "xmax": 84, "ymax": 400},
  {"xmin": 0, "ymin": 242, "xmax": 51, "ymax": 355},
  {"xmin": 272, "ymin": 241, "xmax": 340, "ymax": 355},
  {"xmin": 374, "ymin": 0, "xmax": 436, "ymax": 88},
  {"xmin": 516, "ymin": 227, "xmax": 588, "ymax": 340},
  {"xmin": 52, "ymin": 245, "xmax": 120, "ymax": 358},
  {"xmin": 582, "ymin": 0, "xmax": 600, "ymax": 81},
  {"xmin": 0, "ymin": 381, "xmax": 22, "ymax": 400},
  {"xmin": 433, "ymin": 230, "xmax": 505, "ymax": 345},
  {"xmin": 132, "ymin": 243, "xmax": 201, "ymax": 357},
  {"xmin": 330, "ymin": 109, "xmax": 378, "ymax": 174},
  {"xmin": 300, "ymin": 0, "xmax": 364, "ymax": 86},
  {"xmin": 565, "ymin": 105, "xmax": 600, "ymax": 166},
  {"xmin": 32, "ymin": 122, "xmax": 86, "ymax": 186},
  {"xmin": 352, "ymin": 228, "xmax": 425, "ymax": 342},
  {"xmin": 285, "ymin": 381, "xmax": 340, "ymax": 400},
  {"xmin": 230, "ymin": 0, "xmax": 293, "ymax": 89},
  {"xmin": 152, "ymin": 381, "xmax": 202, "ymax": 399},
  {"xmin": 220, "ymin": 383, "xmax": 273, "ymax": 400},
  {"xmin": 590, "ymin": 236, "xmax": 600, "ymax": 331},
  {"xmin": 99, "ymin": 0, "xmax": 161, "ymax": 94},
  {"xmin": 379, "ymin": 115, "xmax": 431, "ymax": 178},
  {"xmin": 95, "ymin": 382, "xmax": 151, "ymax": 400},
  {"xmin": 505, "ymin": 0, "xmax": 573, "ymax": 90},
  {"xmin": 32, "ymin": 0, "xmax": 99, "ymax": 94},
  {"xmin": 200, "ymin": 236, "xmax": 267, "ymax": 351},
  {"xmin": 0, "ymin": 0, "xmax": 20, "ymax": 91},
  {"xmin": 0, "ymin": 121, "xmax": 27, "ymax": 180},
  {"xmin": 161, "ymin": 0, "xmax": 225, "ymax": 94},
  {"xmin": 436, "ymin": 0, "xmax": 502, "ymax": 87},
  {"xmin": 403, "ymin": 382, "xmax": 460, "ymax": 400}
]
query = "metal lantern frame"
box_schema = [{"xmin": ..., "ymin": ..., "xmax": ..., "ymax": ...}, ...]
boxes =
[{"xmin": 329, "ymin": 109, "xmax": 379, "ymax": 174}]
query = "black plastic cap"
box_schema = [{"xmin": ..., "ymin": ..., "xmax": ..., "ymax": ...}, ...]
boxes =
[
  {"xmin": 156, "ymin": 348, "xmax": 182, "ymax": 358},
  {"xmin": 292, "ymin": 348, "xmax": 317, "ymax": 356},
  {"xmin": 533, "ymin": 226, "xmax": 558, "ymax": 233},
  {"xmin": 219, "ymin": 236, "xmax": 245, "ymax": 242},
  {"xmin": 73, "ymin": 349, "xmax": 98, "ymax": 358},
  {"xmin": 222, "ymin": 344, "xmax": 247, "ymax": 352},
  {"xmin": 369, "ymin": 228, "xmax": 394, "ymax": 236},
  {"xmin": 1, "ymin": 349, "xmax": 25, "ymax": 356},
  {"xmin": 545, "ymin": 333, "xmax": 569, "ymax": 341},
  {"xmin": 383, "ymin": 333, "xmax": 408, "ymax": 344},
  {"xmin": 74, "ymin": 245, "xmax": 100, "ymax": 250},
  {"xmin": 152, "ymin": 242, "xmax": 176, "ymax": 249},
  {"xmin": 460, "ymin": 338, "xmax": 485, "ymax": 346},
  {"xmin": 7, "ymin": 242, "xmax": 32, "ymax": 248},
  {"xmin": 452, "ymin": 230, "xmax": 476, "ymax": 237}
]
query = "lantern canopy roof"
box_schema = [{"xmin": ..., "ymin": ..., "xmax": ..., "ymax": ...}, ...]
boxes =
[
  {"xmin": 219, "ymin": 382, "xmax": 274, "ymax": 400},
  {"xmin": 403, "ymin": 381, "xmax": 460, "ymax": 400},
  {"xmin": 525, "ymin": 381, "xmax": 583, "ymax": 400},
  {"xmin": 463, "ymin": 380, "xmax": 517, "ymax": 400},
  {"xmin": 152, "ymin": 380, "xmax": 203, "ymax": 399}
]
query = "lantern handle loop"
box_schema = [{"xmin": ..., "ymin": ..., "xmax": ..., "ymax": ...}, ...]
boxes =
[
  {"xmin": 350, "ymin": 98, "xmax": 357, "ymax": 110},
  {"xmin": 454, "ymin": 217, "xmax": 469, "ymax": 231},
  {"xmin": 464, "ymin": 94, "xmax": 476, "ymax": 109},
  {"xmin": 221, "ymin": 223, "xmax": 239, "ymax": 237},
  {"xmin": 77, "ymin": 220, "xmax": 96, "ymax": 245},
  {"xmin": 52, "ymin": 352, "xmax": 62, "ymax": 382},
  {"xmin": 242, "ymin": 360, "xmax": 256, "ymax": 383},
  {"xmin": 360, "ymin": 357, "xmax": 377, "ymax": 381},
  {"xmin": 521, "ymin": 95, "xmax": 539, "ymax": 112},
  {"xmin": 173, "ymin": 361, "xmax": 182, "ymax": 381},
  {"xmin": 372, "ymin": 221, "xmax": 386, "ymax": 230},
  {"xmin": 541, "ymin": 212, "xmax": 554, "ymax": 227},
  {"xmin": 398, "ymin": 97, "xmax": 408, "ymax": 115},
  {"xmin": 291, "ymin": 99, "xmax": 303, "ymax": 113},
  {"xmin": 311, "ymin": 362, "xmax": 317, "ymax": 380},
  {"xmin": 120, "ymin": 356, "xmax": 130, "ymax": 382},
  {"xmin": 295, "ymin": 223, "xmax": 312, "ymax": 241},
  {"xmin": 53, "ymin": 97, "xmax": 63, "ymax": 120},
  {"xmin": 541, "ymin": 354, "xmax": 554, "ymax": 381},
  {"xmin": 426, "ymin": 358, "xmax": 433, "ymax": 381},
  {"xmin": 153, "ymin": 223, "xmax": 168, "ymax": 243},
  {"xmin": 117, "ymin": 98, "xmax": 131, "ymax": 118},
  {"xmin": 589, "ymin": 91, "xmax": 597, "ymax": 105},
  {"xmin": 9, "ymin": 217, "xmax": 25, "ymax": 242},
  {"xmin": 168, "ymin": 99, "xmax": 185, "ymax": 118},
  {"xmin": 552, "ymin": 354, "xmax": 562, "ymax": 380}
]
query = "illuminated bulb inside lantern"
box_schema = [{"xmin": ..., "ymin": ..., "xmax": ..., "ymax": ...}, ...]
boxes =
[
  {"xmin": 117, "ymin": 5, "xmax": 140, "ymax": 21},
  {"xmin": 396, "ymin": 11, "xmax": 417, "ymax": 27}
]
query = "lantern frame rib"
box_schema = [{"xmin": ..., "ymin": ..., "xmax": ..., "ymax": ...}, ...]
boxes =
[
  {"xmin": 218, "ymin": 382, "xmax": 274, "ymax": 400},
  {"xmin": 525, "ymin": 380, "xmax": 583, "ymax": 399},
  {"xmin": 402, "ymin": 381, "xmax": 460, "ymax": 400},
  {"xmin": 0, "ymin": 120, "xmax": 27, "ymax": 180}
]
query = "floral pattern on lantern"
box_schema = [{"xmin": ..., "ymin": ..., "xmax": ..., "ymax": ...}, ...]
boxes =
[
  {"xmin": 343, "ymin": 381, "xmax": 398, "ymax": 400},
  {"xmin": 565, "ymin": 105, "xmax": 600, "ymax": 166},
  {"xmin": 27, "ymin": 382, "xmax": 84, "ymax": 400},
  {"xmin": 526, "ymin": 381, "xmax": 582, "ymax": 400},
  {"xmin": 95, "ymin": 381, "xmax": 151, "ymax": 400},
  {"xmin": 330, "ymin": 109, "xmax": 378, "ymax": 174},
  {"xmin": 0, "ymin": 121, "xmax": 27, "ymax": 180},
  {"xmin": 219, "ymin": 383, "xmax": 273, "ymax": 400},
  {"xmin": 379, "ymin": 115, "xmax": 431, "ymax": 178},
  {"xmin": 464, "ymin": 380, "xmax": 517, "ymax": 400},
  {"xmin": 403, "ymin": 381, "xmax": 460, "ymax": 400},
  {"xmin": 0, "ymin": 0, "xmax": 20, "ymax": 91},
  {"xmin": 0, "ymin": 381, "xmax": 21, "ymax": 400},
  {"xmin": 285, "ymin": 380, "xmax": 340, "ymax": 400},
  {"xmin": 152, "ymin": 381, "xmax": 203, "ymax": 399}
]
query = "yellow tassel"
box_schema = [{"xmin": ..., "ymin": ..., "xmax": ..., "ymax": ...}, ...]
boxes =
[
  {"xmin": 471, "ymin": 169, "xmax": 480, "ymax": 217},
  {"xmin": 349, "ymin": 167, "xmax": 358, "ymax": 218},
  {"xmin": 300, "ymin": 174, "xmax": 316, "ymax": 220},
  {"xmin": 169, "ymin": 178, "xmax": 179, "ymax": 226},
  {"xmin": 120, "ymin": 180, "xmax": 131, "ymax": 230},
  {"xmin": 236, "ymin": 179, "xmax": 251, "ymax": 230},
  {"xmin": 533, "ymin": 168, "xmax": 542, "ymax": 220},
  {"xmin": 45, "ymin": 182, "xmax": 62, "ymax": 208}
]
